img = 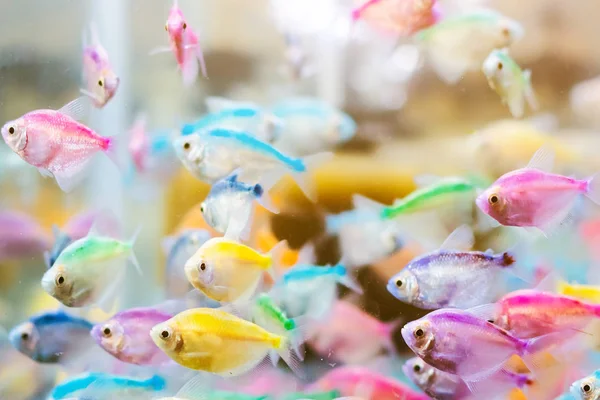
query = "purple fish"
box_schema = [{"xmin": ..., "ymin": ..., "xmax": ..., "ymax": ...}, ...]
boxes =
[
  {"xmin": 81, "ymin": 24, "xmax": 120, "ymax": 108},
  {"xmin": 91, "ymin": 307, "xmax": 173, "ymax": 366},
  {"xmin": 476, "ymin": 145, "xmax": 600, "ymax": 235},
  {"xmin": 0, "ymin": 211, "xmax": 49, "ymax": 261},
  {"xmin": 401, "ymin": 308, "xmax": 575, "ymax": 383}
]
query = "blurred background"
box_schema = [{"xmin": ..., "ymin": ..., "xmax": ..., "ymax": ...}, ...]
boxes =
[{"xmin": 1, "ymin": 0, "xmax": 600, "ymax": 397}]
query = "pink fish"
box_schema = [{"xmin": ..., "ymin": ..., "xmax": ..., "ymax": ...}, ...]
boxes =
[
  {"xmin": 127, "ymin": 114, "xmax": 149, "ymax": 173},
  {"xmin": 81, "ymin": 25, "xmax": 119, "ymax": 108},
  {"xmin": 308, "ymin": 366, "xmax": 429, "ymax": 400},
  {"xmin": 1, "ymin": 97, "xmax": 119, "ymax": 192},
  {"xmin": 351, "ymin": 0, "xmax": 441, "ymax": 36},
  {"xmin": 154, "ymin": 0, "xmax": 208, "ymax": 86},
  {"xmin": 476, "ymin": 145, "xmax": 600, "ymax": 235},
  {"xmin": 0, "ymin": 211, "xmax": 49, "ymax": 261},
  {"xmin": 308, "ymin": 301, "xmax": 399, "ymax": 364}
]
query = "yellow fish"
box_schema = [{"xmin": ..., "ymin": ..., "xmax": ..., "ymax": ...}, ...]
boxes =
[
  {"xmin": 557, "ymin": 280, "xmax": 600, "ymax": 304},
  {"xmin": 184, "ymin": 237, "xmax": 286, "ymax": 303},
  {"xmin": 150, "ymin": 308, "xmax": 301, "ymax": 377}
]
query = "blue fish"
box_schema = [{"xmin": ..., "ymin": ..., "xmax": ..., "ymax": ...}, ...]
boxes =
[
  {"xmin": 48, "ymin": 372, "xmax": 165, "ymax": 400},
  {"xmin": 201, "ymin": 172, "xmax": 278, "ymax": 240},
  {"xmin": 8, "ymin": 310, "xmax": 93, "ymax": 364},
  {"xmin": 173, "ymin": 128, "xmax": 332, "ymax": 200},
  {"xmin": 44, "ymin": 225, "xmax": 74, "ymax": 269},
  {"xmin": 281, "ymin": 264, "xmax": 361, "ymax": 293}
]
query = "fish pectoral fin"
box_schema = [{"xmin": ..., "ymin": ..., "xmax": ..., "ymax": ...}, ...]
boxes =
[
  {"xmin": 148, "ymin": 46, "xmax": 172, "ymax": 56},
  {"xmin": 51, "ymin": 159, "xmax": 92, "ymax": 193}
]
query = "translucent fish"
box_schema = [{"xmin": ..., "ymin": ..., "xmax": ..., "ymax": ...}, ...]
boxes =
[
  {"xmin": 0, "ymin": 210, "xmax": 49, "ymax": 262},
  {"xmin": 482, "ymin": 49, "xmax": 537, "ymax": 118},
  {"xmin": 150, "ymin": 308, "xmax": 303, "ymax": 377},
  {"xmin": 81, "ymin": 24, "xmax": 119, "ymax": 108}
]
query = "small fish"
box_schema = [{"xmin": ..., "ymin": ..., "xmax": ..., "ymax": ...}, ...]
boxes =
[
  {"xmin": 41, "ymin": 225, "xmax": 141, "ymax": 309},
  {"xmin": 416, "ymin": 10, "xmax": 523, "ymax": 84},
  {"xmin": 565, "ymin": 370, "xmax": 600, "ymax": 400},
  {"xmin": 351, "ymin": 0, "xmax": 441, "ymax": 37},
  {"xmin": 81, "ymin": 24, "xmax": 119, "ymax": 108},
  {"xmin": 163, "ymin": 229, "xmax": 212, "ymax": 297},
  {"xmin": 0, "ymin": 211, "xmax": 49, "ymax": 262},
  {"xmin": 387, "ymin": 225, "xmax": 522, "ymax": 309},
  {"xmin": 403, "ymin": 357, "xmax": 534, "ymax": 400},
  {"xmin": 201, "ymin": 172, "xmax": 278, "ymax": 241},
  {"xmin": 476, "ymin": 145, "xmax": 600, "ymax": 235},
  {"xmin": 150, "ymin": 307, "xmax": 303, "ymax": 377},
  {"xmin": 308, "ymin": 301, "xmax": 400, "ymax": 364},
  {"xmin": 155, "ymin": 0, "xmax": 207, "ymax": 85},
  {"xmin": 44, "ymin": 225, "xmax": 73, "ymax": 269},
  {"xmin": 91, "ymin": 306, "xmax": 174, "ymax": 366},
  {"xmin": 0, "ymin": 97, "xmax": 120, "ymax": 192},
  {"xmin": 47, "ymin": 372, "xmax": 165, "ymax": 400},
  {"xmin": 184, "ymin": 237, "xmax": 286, "ymax": 303},
  {"xmin": 8, "ymin": 310, "xmax": 93, "ymax": 364},
  {"xmin": 308, "ymin": 366, "xmax": 430, "ymax": 400},
  {"xmin": 270, "ymin": 97, "xmax": 356, "ymax": 157},
  {"xmin": 280, "ymin": 263, "xmax": 363, "ymax": 295},
  {"xmin": 482, "ymin": 49, "xmax": 537, "ymax": 118},
  {"xmin": 401, "ymin": 308, "xmax": 574, "ymax": 382},
  {"xmin": 173, "ymin": 128, "xmax": 332, "ymax": 200}
]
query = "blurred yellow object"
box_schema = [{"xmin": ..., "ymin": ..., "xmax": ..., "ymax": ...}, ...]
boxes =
[
  {"xmin": 0, "ymin": 351, "xmax": 46, "ymax": 399},
  {"xmin": 255, "ymin": 229, "xmax": 299, "ymax": 268},
  {"xmin": 173, "ymin": 201, "xmax": 220, "ymax": 236},
  {"xmin": 557, "ymin": 280, "xmax": 600, "ymax": 304}
]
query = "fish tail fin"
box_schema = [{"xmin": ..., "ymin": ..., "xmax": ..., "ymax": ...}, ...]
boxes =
[
  {"xmin": 254, "ymin": 172, "xmax": 280, "ymax": 214},
  {"xmin": 523, "ymin": 70, "xmax": 539, "ymax": 111},
  {"xmin": 291, "ymin": 152, "xmax": 333, "ymax": 201},
  {"xmin": 286, "ymin": 315, "xmax": 315, "ymax": 361},
  {"xmin": 522, "ymin": 330, "xmax": 590, "ymax": 374},
  {"xmin": 585, "ymin": 172, "xmax": 600, "ymax": 205},
  {"xmin": 194, "ymin": 41, "xmax": 208, "ymax": 79},
  {"xmin": 104, "ymin": 135, "xmax": 123, "ymax": 172},
  {"xmin": 335, "ymin": 264, "xmax": 363, "ymax": 294},
  {"xmin": 127, "ymin": 226, "xmax": 143, "ymax": 276},
  {"xmin": 181, "ymin": 54, "xmax": 199, "ymax": 87},
  {"xmin": 464, "ymin": 368, "xmax": 533, "ymax": 400},
  {"xmin": 267, "ymin": 240, "xmax": 288, "ymax": 279},
  {"xmin": 274, "ymin": 332, "xmax": 305, "ymax": 378},
  {"xmin": 148, "ymin": 375, "xmax": 167, "ymax": 391}
]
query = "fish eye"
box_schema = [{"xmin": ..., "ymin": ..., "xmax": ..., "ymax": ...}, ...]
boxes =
[
  {"xmin": 414, "ymin": 328, "xmax": 424, "ymax": 338},
  {"xmin": 21, "ymin": 332, "xmax": 29, "ymax": 341},
  {"xmin": 487, "ymin": 319, "xmax": 495, "ymax": 324},
  {"xmin": 488, "ymin": 194, "xmax": 499, "ymax": 205},
  {"xmin": 502, "ymin": 27, "xmax": 510, "ymax": 36},
  {"xmin": 183, "ymin": 22, "xmax": 187, "ymax": 29},
  {"xmin": 395, "ymin": 279, "xmax": 403, "ymax": 288},
  {"xmin": 102, "ymin": 326, "xmax": 112, "ymax": 337},
  {"xmin": 413, "ymin": 363, "xmax": 422, "ymax": 373},
  {"xmin": 583, "ymin": 383, "xmax": 592, "ymax": 393},
  {"xmin": 161, "ymin": 330, "xmax": 170, "ymax": 339},
  {"xmin": 199, "ymin": 262, "xmax": 206, "ymax": 271},
  {"xmin": 165, "ymin": 23, "xmax": 168, "ymax": 31},
  {"xmin": 8, "ymin": 126, "xmax": 14, "ymax": 135},
  {"xmin": 98, "ymin": 79, "xmax": 104, "ymax": 87},
  {"xmin": 55, "ymin": 274, "xmax": 65, "ymax": 286},
  {"xmin": 497, "ymin": 62, "xmax": 503, "ymax": 70},
  {"xmin": 183, "ymin": 142, "xmax": 191, "ymax": 151},
  {"xmin": 200, "ymin": 203, "xmax": 205, "ymax": 213}
]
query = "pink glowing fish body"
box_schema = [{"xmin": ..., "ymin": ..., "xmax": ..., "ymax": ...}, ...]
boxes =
[
  {"xmin": 165, "ymin": 0, "xmax": 208, "ymax": 86},
  {"xmin": 308, "ymin": 301, "xmax": 399, "ymax": 364},
  {"xmin": 128, "ymin": 114, "xmax": 149, "ymax": 173},
  {"xmin": 476, "ymin": 145, "xmax": 600, "ymax": 235},
  {"xmin": 309, "ymin": 366, "xmax": 430, "ymax": 400},
  {"xmin": 0, "ymin": 97, "xmax": 119, "ymax": 192},
  {"xmin": 81, "ymin": 25, "xmax": 120, "ymax": 108},
  {"xmin": 351, "ymin": 0, "xmax": 441, "ymax": 36}
]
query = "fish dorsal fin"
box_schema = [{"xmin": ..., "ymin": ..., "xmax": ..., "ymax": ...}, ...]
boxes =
[
  {"xmin": 439, "ymin": 225, "xmax": 474, "ymax": 251},
  {"xmin": 525, "ymin": 144, "xmax": 555, "ymax": 172},
  {"xmin": 352, "ymin": 194, "xmax": 384, "ymax": 211},
  {"xmin": 174, "ymin": 373, "xmax": 211, "ymax": 400},
  {"xmin": 413, "ymin": 174, "xmax": 442, "ymax": 188},
  {"xmin": 57, "ymin": 96, "xmax": 91, "ymax": 122}
]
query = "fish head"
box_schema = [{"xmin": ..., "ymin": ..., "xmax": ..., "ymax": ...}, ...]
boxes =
[
  {"xmin": 401, "ymin": 319, "xmax": 435, "ymax": 359},
  {"xmin": 570, "ymin": 374, "xmax": 600, "ymax": 400},
  {"xmin": 91, "ymin": 319, "xmax": 125, "ymax": 357},
  {"xmin": 150, "ymin": 321, "xmax": 182, "ymax": 354},
  {"xmin": 1, "ymin": 117, "xmax": 28, "ymax": 154},
  {"xmin": 199, "ymin": 199, "xmax": 216, "ymax": 229},
  {"xmin": 403, "ymin": 357, "xmax": 436, "ymax": 391},
  {"xmin": 9, "ymin": 322, "xmax": 40, "ymax": 360},
  {"xmin": 184, "ymin": 250, "xmax": 215, "ymax": 291},
  {"xmin": 41, "ymin": 264, "xmax": 80, "ymax": 307},
  {"xmin": 497, "ymin": 17, "xmax": 524, "ymax": 45},
  {"xmin": 482, "ymin": 50, "xmax": 509, "ymax": 89},
  {"xmin": 174, "ymin": 135, "xmax": 205, "ymax": 170},
  {"xmin": 476, "ymin": 185, "xmax": 507, "ymax": 224},
  {"xmin": 166, "ymin": 5, "xmax": 187, "ymax": 46},
  {"xmin": 387, "ymin": 269, "xmax": 419, "ymax": 303},
  {"xmin": 91, "ymin": 69, "xmax": 120, "ymax": 108}
]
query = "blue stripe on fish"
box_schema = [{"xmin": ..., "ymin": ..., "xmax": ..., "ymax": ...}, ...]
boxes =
[
  {"xmin": 32, "ymin": 311, "xmax": 93, "ymax": 330},
  {"xmin": 182, "ymin": 108, "xmax": 260, "ymax": 136}
]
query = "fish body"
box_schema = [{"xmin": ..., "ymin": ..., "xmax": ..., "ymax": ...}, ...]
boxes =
[
  {"xmin": 163, "ymin": 229, "xmax": 212, "ymax": 297},
  {"xmin": 41, "ymin": 230, "xmax": 139, "ymax": 308},
  {"xmin": 165, "ymin": 0, "xmax": 207, "ymax": 85},
  {"xmin": 416, "ymin": 10, "xmax": 523, "ymax": 84},
  {"xmin": 1, "ymin": 97, "xmax": 118, "ymax": 192},
  {"xmin": 150, "ymin": 308, "xmax": 300, "ymax": 376},
  {"xmin": 253, "ymin": 292, "xmax": 297, "ymax": 335},
  {"xmin": 270, "ymin": 97, "xmax": 356, "ymax": 156},
  {"xmin": 401, "ymin": 308, "xmax": 567, "ymax": 381},
  {"xmin": 201, "ymin": 172, "xmax": 276, "ymax": 240},
  {"xmin": 184, "ymin": 237, "xmax": 280, "ymax": 302},
  {"xmin": 81, "ymin": 25, "xmax": 119, "ymax": 108},
  {"xmin": 309, "ymin": 366, "xmax": 429, "ymax": 400},
  {"xmin": 48, "ymin": 372, "xmax": 165, "ymax": 400},
  {"xmin": 0, "ymin": 211, "xmax": 49, "ymax": 261},
  {"xmin": 8, "ymin": 311, "xmax": 93, "ymax": 364},
  {"xmin": 352, "ymin": 0, "xmax": 441, "ymax": 36},
  {"xmin": 281, "ymin": 263, "xmax": 362, "ymax": 295},
  {"xmin": 388, "ymin": 247, "xmax": 516, "ymax": 309},
  {"xmin": 482, "ymin": 49, "xmax": 537, "ymax": 118},
  {"xmin": 173, "ymin": 128, "xmax": 331, "ymax": 199},
  {"xmin": 91, "ymin": 307, "xmax": 173, "ymax": 365},
  {"xmin": 476, "ymin": 146, "xmax": 600, "ymax": 234}
]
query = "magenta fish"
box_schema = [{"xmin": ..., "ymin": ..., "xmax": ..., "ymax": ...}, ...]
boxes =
[
  {"xmin": 91, "ymin": 306, "xmax": 173, "ymax": 366},
  {"xmin": 351, "ymin": 0, "xmax": 441, "ymax": 36},
  {"xmin": 401, "ymin": 308, "xmax": 576, "ymax": 383},
  {"xmin": 0, "ymin": 211, "xmax": 49, "ymax": 261},
  {"xmin": 476, "ymin": 145, "xmax": 600, "ymax": 235},
  {"xmin": 1, "ymin": 97, "xmax": 119, "ymax": 192},
  {"xmin": 81, "ymin": 25, "xmax": 119, "ymax": 108}
]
